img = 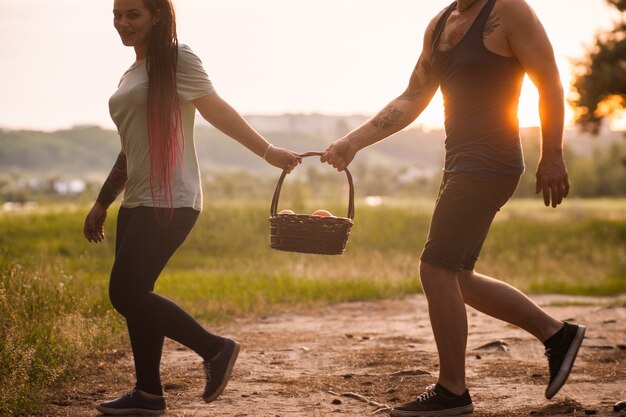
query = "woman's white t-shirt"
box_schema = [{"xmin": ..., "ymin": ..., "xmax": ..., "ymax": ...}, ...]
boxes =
[{"xmin": 108, "ymin": 44, "xmax": 214, "ymax": 212}]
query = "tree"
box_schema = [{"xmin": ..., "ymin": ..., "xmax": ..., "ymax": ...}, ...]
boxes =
[{"xmin": 570, "ymin": 0, "xmax": 626, "ymax": 133}]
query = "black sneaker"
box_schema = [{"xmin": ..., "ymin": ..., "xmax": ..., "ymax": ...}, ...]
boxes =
[
  {"xmin": 96, "ymin": 389, "xmax": 166, "ymax": 415},
  {"xmin": 545, "ymin": 322, "xmax": 586, "ymax": 399},
  {"xmin": 391, "ymin": 384, "xmax": 474, "ymax": 416},
  {"xmin": 202, "ymin": 338, "xmax": 240, "ymax": 403}
]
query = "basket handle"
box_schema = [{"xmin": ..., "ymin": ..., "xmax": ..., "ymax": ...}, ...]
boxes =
[{"xmin": 270, "ymin": 151, "xmax": 355, "ymax": 220}]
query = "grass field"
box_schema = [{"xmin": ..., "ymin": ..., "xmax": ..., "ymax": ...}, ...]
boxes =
[{"xmin": 1, "ymin": 198, "xmax": 625, "ymax": 415}]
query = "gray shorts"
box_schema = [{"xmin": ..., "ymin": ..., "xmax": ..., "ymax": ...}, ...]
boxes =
[{"xmin": 420, "ymin": 172, "xmax": 520, "ymax": 271}]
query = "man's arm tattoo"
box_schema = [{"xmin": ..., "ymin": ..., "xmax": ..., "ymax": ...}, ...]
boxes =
[
  {"xmin": 399, "ymin": 85, "xmax": 421, "ymax": 102},
  {"xmin": 399, "ymin": 58, "xmax": 432, "ymax": 101},
  {"xmin": 483, "ymin": 14, "xmax": 500, "ymax": 38},
  {"xmin": 370, "ymin": 54, "xmax": 435, "ymax": 131},
  {"xmin": 370, "ymin": 105, "xmax": 404, "ymax": 131},
  {"xmin": 420, "ymin": 58, "xmax": 432, "ymax": 76},
  {"xmin": 96, "ymin": 152, "xmax": 127, "ymax": 208}
]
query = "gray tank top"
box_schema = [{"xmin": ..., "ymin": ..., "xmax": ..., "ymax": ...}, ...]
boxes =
[{"xmin": 432, "ymin": 0, "xmax": 526, "ymax": 179}]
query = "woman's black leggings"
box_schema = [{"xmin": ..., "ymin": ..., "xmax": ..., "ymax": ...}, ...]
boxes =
[{"xmin": 109, "ymin": 206, "xmax": 223, "ymax": 396}]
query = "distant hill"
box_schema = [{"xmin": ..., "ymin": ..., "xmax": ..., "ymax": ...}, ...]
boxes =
[
  {"xmin": 0, "ymin": 122, "xmax": 446, "ymax": 178},
  {"xmin": 0, "ymin": 115, "xmax": 623, "ymax": 179},
  {"xmin": 0, "ymin": 126, "xmax": 120, "ymax": 177}
]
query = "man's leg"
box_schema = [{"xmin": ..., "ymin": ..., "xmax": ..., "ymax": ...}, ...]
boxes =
[
  {"xmin": 419, "ymin": 261, "xmax": 468, "ymax": 395},
  {"xmin": 393, "ymin": 174, "xmax": 522, "ymax": 416},
  {"xmin": 457, "ymin": 269, "xmax": 585, "ymax": 400},
  {"xmin": 457, "ymin": 270, "xmax": 562, "ymax": 342},
  {"xmin": 391, "ymin": 261, "xmax": 475, "ymax": 416}
]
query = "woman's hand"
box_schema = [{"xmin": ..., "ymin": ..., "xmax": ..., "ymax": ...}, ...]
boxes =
[
  {"xmin": 265, "ymin": 145, "xmax": 302, "ymax": 173},
  {"xmin": 84, "ymin": 202, "xmax": 107, "ymax": 243}
]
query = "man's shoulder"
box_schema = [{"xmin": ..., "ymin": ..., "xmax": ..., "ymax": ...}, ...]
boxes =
[
  {"xmin": 495, "ymin": 0, "xmax": 529, "ymax": 9},
  {"xmin": 493, "ymin": 0, "xmax": 540, "ymax": 34},
  {"xmin": 426, "ymin": 4, "xmax": 453, "ymax": 32},
  {"xmin": 433, "ymin": 2, "xmax": 454, "ymax": 20},
  {"xmin": 493, "ymin": 0, "xmax": 535, "ymax": 19}
]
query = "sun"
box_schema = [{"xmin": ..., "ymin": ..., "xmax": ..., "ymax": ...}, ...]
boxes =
[
  {"xmin": 517, "ymin": 73, "xmax": 625, "ymax": 130},
  {"xmin": 517, "ymin": 76, "xmax": 541, "ymax": 128},
  {"xmin": 416, "ymin": 74, "xmax": 602, "ymax": 131}
]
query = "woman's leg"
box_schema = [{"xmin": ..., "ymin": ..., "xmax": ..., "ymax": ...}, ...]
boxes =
[{"xmin": 110, "ymin": 207, "xmax": 223, "ymax": 395}]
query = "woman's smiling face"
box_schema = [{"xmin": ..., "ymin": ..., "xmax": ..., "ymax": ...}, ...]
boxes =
[{"xmin": 113, "ymin": 0, "xmax": 158, "ymax": 51}]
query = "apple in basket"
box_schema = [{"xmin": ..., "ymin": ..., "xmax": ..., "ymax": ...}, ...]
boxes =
[
  {"xmin": 278, "ymin": 209, "xmax": 295, "ymax": 215},
  {"xmin": 311, "ymin": 209, "xmax": 333, "ymax": 217}
]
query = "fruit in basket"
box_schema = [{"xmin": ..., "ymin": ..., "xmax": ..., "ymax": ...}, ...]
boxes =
[
  {"xmin": 311, "ymin": 209, "xmax": 333, "ymax": 217},
  {"xmin": 278, "ymin": 209, "xmax": 295, "ymax": 215}
]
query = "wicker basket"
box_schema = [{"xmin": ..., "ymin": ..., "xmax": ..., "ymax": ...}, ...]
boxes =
[{"xmin": 269, "ymin": 151, "xmax": 355, "ymax": 255}]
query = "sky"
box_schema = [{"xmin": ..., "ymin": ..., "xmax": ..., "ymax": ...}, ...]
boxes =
[{"xmin": 0, "ymin": 0, "xmax": 621, "ymax": 131}]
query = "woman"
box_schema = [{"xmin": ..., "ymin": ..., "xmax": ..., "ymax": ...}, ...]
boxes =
[{"xmin": 84, "ymin": 0, "xmax": 301, "ymax": 414}]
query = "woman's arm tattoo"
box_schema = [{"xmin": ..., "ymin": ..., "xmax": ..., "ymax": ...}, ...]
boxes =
[
  {"xmin": 96, "ymin": 152, "xmax": 127, "ymax": 208},
  {"xmin": 370, "ymin": 105, "xmax": 404, "ymax": 131}
]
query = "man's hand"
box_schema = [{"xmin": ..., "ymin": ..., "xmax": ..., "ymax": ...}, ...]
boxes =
[
  {"xmin": 536, "ymin": 153, "xmax": 569, "ymax": 208},
  {"xmin": 84, "ymin": 202, "xmax": 107, "ymax": 243},
  {"xmin": 321, "ymin": 137, "xmax": 359, "ymax": 171}
]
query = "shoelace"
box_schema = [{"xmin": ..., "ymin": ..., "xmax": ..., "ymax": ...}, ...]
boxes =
[
  {"xmin": 204, "ymin": 362, "xmax": 212, "ymax": 383},
  {"xmin": 544, "ymin": 348, "xmax": 559, "ymax": 372},
  {"xmin": 544, "ymin": 347, "xmax": 553, "ymax": 369},
  {"xmin": 415, "ymin": 384, "xmax": 437, "ymax": 402}
]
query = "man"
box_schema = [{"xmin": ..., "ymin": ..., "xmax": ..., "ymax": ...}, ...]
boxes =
[{"xmin": 321, "ymin": 0, "xmax": 586, "ymax": 415}]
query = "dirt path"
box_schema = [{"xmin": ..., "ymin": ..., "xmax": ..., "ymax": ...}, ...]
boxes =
[{"xmin": 48, "ymin": 294, "xmax": 626, "ymax": 417}]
